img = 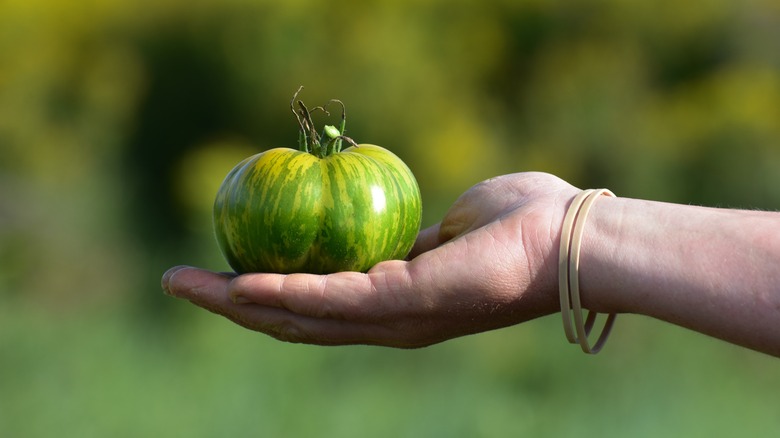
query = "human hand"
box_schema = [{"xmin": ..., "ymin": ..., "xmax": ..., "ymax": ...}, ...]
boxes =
[{"xmin": 162, "ymin": 172, "xmax": 580, "ymax": 347}]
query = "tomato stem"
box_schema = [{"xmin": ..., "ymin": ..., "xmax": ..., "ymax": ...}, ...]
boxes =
[
  {"xmin": 328, "ymin": 99, "xmax": 347, "ymax": 153},
  {"xmin": 290, "ymin": 87, "xmax": 352, "ymax": 158},
  {"xmin": 291, "ymin": 86, "xmax": 310, "ymax": 153}
]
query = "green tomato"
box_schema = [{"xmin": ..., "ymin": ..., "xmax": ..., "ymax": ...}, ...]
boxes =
[{"xmin": 212, "ymin": 95, "xmax": 422, "ymax": 274}]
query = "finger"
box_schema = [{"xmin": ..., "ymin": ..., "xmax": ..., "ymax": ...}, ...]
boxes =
[
  {"xmin": 161, "ymin": 265, "xmax": 193, "ymax": 294},
  {"xmin": 166, "ymin": 267, "xmax": 415, "ymax": 346},
  {"xmin": 164, "ymin": 266, "xmax": 234, "ymax": 300},
  {"xmin": 228, "ymin": 271, "xmax": 373, "ymax": 319},
  {"xmin": 227, "ymin": 264, "xmax": 435, "ymax": 347},
  {"xmin": 407, "ymin": 223, "xmax": 442, "ymax": 259},
  {"xmin": 163, "ymin": 266, "xmax": 282, "ymax": 330},
  {"xmin": 228, "ymin": 260, "xmax": 413, "ymax": 320},
  {"xmin": 216, "ymin": 304, "xmax": 407, "ymax": 347},
  {"xmin": 164, "ymin": 266, "xmax": 280, "ymax": 333}
]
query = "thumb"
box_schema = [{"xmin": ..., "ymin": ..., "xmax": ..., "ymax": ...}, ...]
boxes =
[{"xmin": 406, "ymin": 223, "xmax": 442, "ymax": 260}]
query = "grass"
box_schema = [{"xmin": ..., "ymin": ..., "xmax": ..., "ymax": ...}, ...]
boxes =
[{"xmin": 2, "ymin": 293, "xmax": 779, "ymax": 437}]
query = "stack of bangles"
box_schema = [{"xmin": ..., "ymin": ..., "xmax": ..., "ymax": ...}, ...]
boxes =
[{"xmin": 558, "ymin": 189, "xmax": 617, "ymax": 354}]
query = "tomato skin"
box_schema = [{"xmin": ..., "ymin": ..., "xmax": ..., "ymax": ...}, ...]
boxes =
[{"xmin": 213, "ymin": 144, "xmax": 422, "ymax": 274}]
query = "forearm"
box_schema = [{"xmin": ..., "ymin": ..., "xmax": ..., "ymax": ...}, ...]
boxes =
[{"xmin": 579, "ymin": 196, "xmax": 780, "ymax": 356}]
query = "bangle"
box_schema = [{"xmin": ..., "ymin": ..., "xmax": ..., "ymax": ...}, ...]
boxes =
[{"xmin": 558, "ymin": 188, "xmax": 616, "ymax": 354}]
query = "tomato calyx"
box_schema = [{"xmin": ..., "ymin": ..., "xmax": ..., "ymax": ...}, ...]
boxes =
[{"xmin": 291, "ymin": 86, "xmax": 358, "ymax": 159}]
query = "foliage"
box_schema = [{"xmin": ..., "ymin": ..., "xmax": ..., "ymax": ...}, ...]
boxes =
[{"xmin": 2, "ymin": 0, "xmax": 780, "ymax": 436}]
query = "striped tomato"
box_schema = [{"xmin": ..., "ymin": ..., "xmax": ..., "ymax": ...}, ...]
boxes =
[{"xmin": 213, "ymin": 91, "xmax": 422, "ymax": 274}]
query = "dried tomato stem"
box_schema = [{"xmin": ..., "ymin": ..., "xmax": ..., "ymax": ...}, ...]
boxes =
[{"xmin": 290, "ymin": 87, "xmax": 352, "ymax": 158}]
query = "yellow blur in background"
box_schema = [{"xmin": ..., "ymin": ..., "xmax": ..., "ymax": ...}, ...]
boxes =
[{"xmin": 2, "ymin": 0, "xmax": 780, "ymax": 436}]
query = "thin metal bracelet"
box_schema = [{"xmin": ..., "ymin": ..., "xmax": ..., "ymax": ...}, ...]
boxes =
[{"xmin": 558, "ymin": 189, "xmax": 616, "ymax": 354}]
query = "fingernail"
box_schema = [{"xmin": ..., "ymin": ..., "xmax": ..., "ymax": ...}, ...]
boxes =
[{"xmin": 161, "ymin": 265, "xmax": 191, "ymax": 296}]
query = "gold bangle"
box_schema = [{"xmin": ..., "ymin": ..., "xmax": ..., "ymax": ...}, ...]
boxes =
[{"xmin": 558, "ymin": 189, "xmax": 616, "ymax": 354}]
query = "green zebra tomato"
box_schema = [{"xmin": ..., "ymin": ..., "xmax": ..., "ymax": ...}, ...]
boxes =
[{"xmin": 213, "ymin": 92, "xmax": 422, "ymax": 274}]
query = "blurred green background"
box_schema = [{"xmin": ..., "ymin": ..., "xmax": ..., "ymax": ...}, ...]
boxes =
[{"xmin": 2, "ymin": 0, "xmax": 780, "ymax": 436}]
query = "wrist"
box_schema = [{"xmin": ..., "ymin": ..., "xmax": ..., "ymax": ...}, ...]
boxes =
[{"xmin": 576, "ymin": 194, "xmax": 631, "ymax": 314}]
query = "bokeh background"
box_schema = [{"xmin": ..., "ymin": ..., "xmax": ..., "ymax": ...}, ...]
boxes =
[{"xmin": 2, "ymin": 0, "xmax": 780, "ymax": 436}]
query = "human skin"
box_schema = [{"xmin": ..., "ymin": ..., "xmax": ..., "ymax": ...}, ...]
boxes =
[{"xmin": 162, "ymin": 172, "xmax": 780, "ymax": 357}]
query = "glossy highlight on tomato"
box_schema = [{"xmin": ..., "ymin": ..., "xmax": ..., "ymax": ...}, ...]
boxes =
[{"xmin": 213, "ymin": 90, "xmax": 422, "ymax": 274}]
